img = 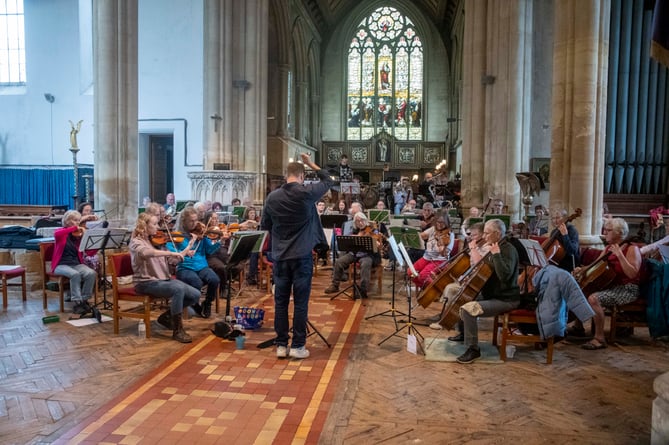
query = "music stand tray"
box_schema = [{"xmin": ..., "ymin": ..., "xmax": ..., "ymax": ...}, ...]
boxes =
[
  {"xmin": 331, "ymin": 235, "xmax": 376, "ymax": 300},
  {"xmin": 388, "ymin": 226, "xmax": 423, "ymax": 250},
  {"xmin": 79, "ymin": 228, "xmax": 131, "ymax": 309}
]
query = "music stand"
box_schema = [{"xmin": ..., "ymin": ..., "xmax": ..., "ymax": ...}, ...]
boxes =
[
  {"xmin": 508, "ymin": 237, "xmax": 548, "ymax": 294},
  {"xmin": 321, "ymin": 214, "xmax": 348, "ymax": 265},
  {"xmin": 79, "ymin": 227, "xmax": 131, "ymax": 310},
  {"xmin": 229, "ymin": 230, "xmax": 267, "ymax": 297},
  {"xmin": 365, "ymin": 235, "xmax": 407, "ymax": 327},
  {"xmin": 378, "ymin": 241, "xmax": 424, "ymax": 354},
  {"xmin": 330, "ymin": 235, "xmax": 375, "ymax": 301},
  {"xmin": 223, "ymin": 232, "xmax": 263, "ymax": 317}
]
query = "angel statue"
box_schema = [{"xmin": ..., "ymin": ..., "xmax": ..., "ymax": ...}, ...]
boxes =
[{"xmin": 69, "ymin": 120, "xmax": 83, "ymax": 149}]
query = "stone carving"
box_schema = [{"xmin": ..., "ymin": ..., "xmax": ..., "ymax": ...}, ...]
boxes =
[{"xmin": 351, "ymin": 146, "xmax": 368, "ymax": 164}]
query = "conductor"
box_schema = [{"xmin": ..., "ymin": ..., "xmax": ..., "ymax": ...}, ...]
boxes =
[{"xmin": 261, "ymin": 153, "xmax": 333, "ymax": 360}]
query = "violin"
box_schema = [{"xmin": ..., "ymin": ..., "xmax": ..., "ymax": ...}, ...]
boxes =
[
  {"xmin": 169, "ymin": 231, "xmax": 186, "ymax": 244},
  {"xmin": 435, "ymin": 227, "xmax": 452, "ymax": 252},
  {"xmin": 150, "ymin": 232, "xmax": 169, "ymax": 247}
]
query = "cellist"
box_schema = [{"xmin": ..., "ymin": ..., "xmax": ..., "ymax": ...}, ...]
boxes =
[
  {"xmin": 456, "ymin": 218, "xmax": 521, "ymax": 364},
  {"xmin": 571, "ymin": 217, "xmax": 641, "ymax": 350},
  {"xmin": 547, "ymin": 208, "xmax": 580, "ymax": 272},
  {"xmin": 428, "ymin": 222, "xmax": 489, "ymax": 332}
]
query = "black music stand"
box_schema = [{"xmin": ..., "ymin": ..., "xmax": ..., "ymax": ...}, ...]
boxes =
[
  {"xmin": 223, "ymin": 232, "xmax": 263, "ymax": 317},
  {"xmin": 321, "ymin": 214, "xmax": 348, "ymax": 265},
  {"xmin": 378, "ymin": 241, "xmax": 424, "ymax": 354},
  {"xmin": 365, "ymin": 235, "xmax": 406, "ymax": 327},
  {"xmin": 330, "ymin": 235, "xmax": 375, "ymax": 301},
  {"xmin": 80, "ymin": 227, "xmax": 131, "ymax": 310}
]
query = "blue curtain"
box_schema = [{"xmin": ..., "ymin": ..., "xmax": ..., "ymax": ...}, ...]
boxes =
[{"xmin": 0, "ymin": 165, "xmax": 94, "ymax": 206}]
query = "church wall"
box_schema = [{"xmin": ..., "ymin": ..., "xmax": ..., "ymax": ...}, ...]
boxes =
[
  {"xmin": 0, "ymin": 0, "xmax": 94, "ymax": 166},
  {"xmin": 137, "ymin": 0, "xmax": 204, "ymax": 203},
  {"xmin": 530, "ymin": 0, "xmax": 554, "ymax": 163}
]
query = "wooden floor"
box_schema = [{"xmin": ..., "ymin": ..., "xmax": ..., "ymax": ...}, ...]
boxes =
[{"xmin": 1, "ymin": 267, "xmax": 667, "ymax": 444}]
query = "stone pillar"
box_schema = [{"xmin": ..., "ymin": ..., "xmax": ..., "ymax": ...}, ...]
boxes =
[
  {"xmin": 202, "ymin": 0, "xmax": 268, "ymax": 203},
  {"xmin": 277, "ymin": 64, "xmax": 290, "ymax": 137},
  {"xmin": 550, "ymin": 0, "xmax": 609, "ymax": 245},
  {"xmin": 93, "ymin": 1, "xmax": 138, "ymax": 226},
  {"xmin": 461, "ymin": 0, "xmax": 533, "ymax": 221},
  {"xmin": 296, "ymin": 81, "xmax": 308, "ymax": 143}
]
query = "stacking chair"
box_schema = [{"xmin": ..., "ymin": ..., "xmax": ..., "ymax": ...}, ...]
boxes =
[
  {"xmin": 493, "ymin": 309, "xmax": 554, "ymax": 364},
  {"xmin": 40, "ymin": 241, "xmax": 69, "ymax": 313},
  {"xmin": 110, "ymin": 252, "xmax": 157, "ymax": 338}
]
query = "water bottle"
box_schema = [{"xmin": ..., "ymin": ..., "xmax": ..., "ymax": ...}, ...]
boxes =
[{"xmin": 138, "ymin": 319, "xmax": 146, "ymax": 338}]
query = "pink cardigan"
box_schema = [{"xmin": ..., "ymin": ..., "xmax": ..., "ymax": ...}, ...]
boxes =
[{"xmin": 51, "ymin": 226, "xmax": 96, "ymax": 273}]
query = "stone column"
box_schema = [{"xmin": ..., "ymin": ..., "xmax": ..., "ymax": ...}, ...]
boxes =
[
  {"xmin": 93, "ymin": 1, "xmax": 138, "ymax": 226},
  {"xmin": 653, "ymin": 372, "xmax": 669, "ymax": 445},
  {"xmin": 296, "ymin": 81, "xmax": 309, "ymax": 143},
  {"xmin": 461, "ymin": 0, "xmax": 533, "ymax": 221},
  {"xmin": 202, "ymin": 0, "xmax": 268, "ymax": 203},
  {"xmin": 550, "ymin": 0, "xmax": 609, "ymax": 245}
]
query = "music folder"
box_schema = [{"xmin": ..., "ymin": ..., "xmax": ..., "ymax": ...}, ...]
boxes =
[{"xmin": 79, "ymin": 228, "xmax": 130, "ymax": 252}]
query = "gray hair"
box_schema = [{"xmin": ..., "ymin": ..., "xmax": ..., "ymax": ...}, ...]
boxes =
[
  {"xmin": 605, "ymin": 217, "xmax": 629, "ymax": 239},
  {"xmin": 485, "ymin": 218, "xmax": 506, "ymax": 236}
]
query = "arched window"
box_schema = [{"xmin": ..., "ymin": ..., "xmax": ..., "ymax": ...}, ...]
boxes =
[
  {"xmin": 0, "ymin": 0, "xmax": 26, "ymax": 85},
  {"xmin": 346, "ymin": 6, "xmax": 423, "ymax": 141}
]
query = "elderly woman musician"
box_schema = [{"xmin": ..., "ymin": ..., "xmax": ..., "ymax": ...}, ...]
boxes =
[
  {"xmin": 572, "ymin": 217, "xmax": 642, "ymax": 350},
  {"xmin": 52, "ymin": 210, "xmax": 99, "ymax": 316},
  {"xmin": 129, "ymin": 213, "xmax": 200, "ymax": 343},
  {"xmin": 411, "ymin": 210, "xmax": 455, "ymax": 288}
]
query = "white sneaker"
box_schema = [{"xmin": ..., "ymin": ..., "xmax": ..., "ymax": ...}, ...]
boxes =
[
  {"xmin": 429, "ymin": 322, "xmax": 443, "ymax": 330},
  {"xmin": 288, "ymin": 346, "xmax": 310, "ymax": 359},
  {"xmin": 276, "ymin": 345, "xmax": 288, "ymax": 358}
]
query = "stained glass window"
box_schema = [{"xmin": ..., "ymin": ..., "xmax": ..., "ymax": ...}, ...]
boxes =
[{"xmin": 347, "ymin": 6, "xmax": 423, "ymax": 141}]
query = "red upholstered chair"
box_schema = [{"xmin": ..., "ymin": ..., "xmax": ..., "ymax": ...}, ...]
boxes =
[
  {"xmin": 0, "ymin": 265, "xmax": 27, "ymax": 310},
  {"xmin": 110, "ymin": 252, "xmax": 157, "ymax": 338},
  {"xmin": 493, "ymin": 309, "xmax": 554, "ymax": 364}
]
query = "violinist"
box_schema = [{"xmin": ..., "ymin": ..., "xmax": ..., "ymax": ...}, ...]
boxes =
[
  {"xmin": 203, "ymin": 211, "xmax": 231, "ymax": 293},
  {"xmin": 573, "ymin": 217, "xmax": 641, "ymax": 350},
  {"xmin": 166, "ymin": 207, "xmax": 222, "ymax": 319},
  {"xmin": 411, "ymin": 211, "xmax": 454, "ymax": 288},
  {"xmin": 324, "ymin": 212, "xmax": 382, "ymax": 299},
  {"xmin": 52, "ymin": 210, "xmax": 99, "ymax": 317},
  {"xmin": 456, "ymin": 219, "xmax": 520, "ymax": 364},
  {"xmin": 130, "ymin": 213, "xmax": 199, "ymax": 343},
  {"xmin": 548, "ymin": 208, "xmax": 580, "ymax": 272}
]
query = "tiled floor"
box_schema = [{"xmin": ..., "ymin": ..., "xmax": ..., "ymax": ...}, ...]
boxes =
[{"xmin": 54, "ymin": 297, "xmax": 364, "ymax": 445}]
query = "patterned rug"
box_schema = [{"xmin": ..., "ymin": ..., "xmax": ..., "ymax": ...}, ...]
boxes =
[
  {"xmin": 424, "ymin": 338, "xmax": 503, "ymax": 364},
  {"xmin": 55, "ymin": 297, "xmax": 364, "ymax": 444}
]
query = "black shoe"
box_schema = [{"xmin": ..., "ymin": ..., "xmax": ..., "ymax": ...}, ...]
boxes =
[
  {"xmin": 92, "ymin": 306, "xmax": 102, "ymax": 323},
  {"xmin": 448, "ymin": 332, "xmax": 464, "ymax": 342},
  {"xmin": 456, "ymin": 346, "xmax": 481, "ymax": 364},
  {"xmin": 191, "ymin": 303, "xmax": 203, "ymax": 318},
  {"xmin": 157, "ymin": 309, "xmax": 173, "ymax": 329},
  {"xmin": 202, "ymin": 300, "xmax": 212, "ymax": 319},
  {"xmin": 247, "ymin": 277, "xmax": 258, "ymax": 286},
  {"xmin": 72, "ymin": 301, "xmax": 91, "ymax": 316},
  {"xmin": 358, "ymin": 288, "xmax": 368, "ymax": 299}
]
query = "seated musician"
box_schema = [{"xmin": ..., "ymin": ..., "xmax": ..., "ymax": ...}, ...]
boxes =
[
  {"xmin": 460, "ymin": 206, "xmax": 480, "ymax": 238},
  {"xmin": 411, "ymin": 211, "xmax": 454, "ymax": 288},
  {"xmin": 240, "ymin": 206, "xmax": 261, "ymax": 285},
  {"xmin": 573, "ymin": 217, "xmax": 642, "ymax": 350},
  {"xmin": 548, "ymin": 208, "xmax": 580, "ymax": 272},
  {"xmin": 130, "ymin": 213, "xmax": 200, "ymax": 343},
  {"xmin": 530, "ymin": 205, "xmax": 549, "ymax": 235},
  {"xmin": 428, "ymin": 223, "xmax": 489, "ymax": 331},
  {"xmin": 202, "ymin": 211, "xmax": 230, "ymax": 294},
  {"xmin": 166, "ymin": 207, "xmax": 222, "ymax": 318},
  {"xmin": 324, "ymin": 212, "xmax": 382, "ymax": 299},
  {"xmin": 456, "ymin": 218, "xmax": 520, "ymax": 364},
  {"xmin": 53, "ymin": 210, "xmax": 99, "ymax": 316}
]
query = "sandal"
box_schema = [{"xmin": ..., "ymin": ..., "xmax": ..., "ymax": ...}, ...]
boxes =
[{"xmin": 581, "ymin": 339, "xmax": 607, "ymax": 350}]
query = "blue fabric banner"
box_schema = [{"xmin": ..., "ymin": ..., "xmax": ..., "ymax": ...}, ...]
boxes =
[{"xmin": 0, "ymin": 165, "xmax": 94, "ymax": 206}]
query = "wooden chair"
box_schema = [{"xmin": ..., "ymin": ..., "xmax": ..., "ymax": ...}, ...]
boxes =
[
  {"xmin": 40, "ymin": 242, "xmax": 69, "ymax": 312},
  {"xmin": 347, "ymin": 261, "xmax": 383, "ymax": 294},
  {"xmin": 0, "ymin": 265, "xmax": 27, "ymax": 310},
  {"xmin": 607, "ymin": 298, "xmax": 648, "ymax": 343},
  {"xmin": 260, "ymin": 254, "xmax": 273, "ymax": 293},
  {"xmin": 493, "ymin": 309, "xmax": 554, "ymax": 364},
  {"xmin": 110, "ymin": 252, "xmax": 157, "ymax": 338}
]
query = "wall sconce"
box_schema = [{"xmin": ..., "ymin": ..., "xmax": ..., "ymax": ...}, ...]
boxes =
[
  {"xmin": 232, "ymin": 80, "xmax": 251, "ymax": 90},
  {"xmin": 44, "ymin": 93, "xmax": 55, "ymax": 103},
  {"xmin": 481, "ymin": 75, "xmax": 496, "ymax": 85}
]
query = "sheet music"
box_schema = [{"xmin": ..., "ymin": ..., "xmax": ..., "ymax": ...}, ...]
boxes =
[
  {"xmin": 398, "ymin": 242, "xmax": 418, "ymax": 277},
  {"xmin": 387, "ymin": 236, "xmax": 405, "ymax": 267}
]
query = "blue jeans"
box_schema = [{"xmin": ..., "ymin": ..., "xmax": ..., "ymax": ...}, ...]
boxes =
[
  {"xmin": 135, "ymin": 279, "xmax": 201, "ymax": 315},
  {"xmin": 54, "ymin": 264, "xmax": 97, "ymax": 302},
  {"xmin": 176, "ymin": 267, "xmax": 220, "ymax": 302},
  {"xmin": 273, "ymin": 255, "xmax": 313, "ymax": 348}
]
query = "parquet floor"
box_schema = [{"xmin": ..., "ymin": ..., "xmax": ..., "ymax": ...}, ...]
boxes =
[{"xmin": 1, "ymin": 267, "xmax": 668, "ymax": 444}]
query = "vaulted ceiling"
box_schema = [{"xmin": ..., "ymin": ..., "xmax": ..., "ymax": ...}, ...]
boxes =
[{"xmin": 301, "ymin": 0, "xmax": 459, "ymax": 46}]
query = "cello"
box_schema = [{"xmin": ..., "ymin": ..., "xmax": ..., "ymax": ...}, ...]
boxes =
[
  {"xmin": 416, "ymin": 247, "xmax": 471, "ymax": 308},
  {"xmin": 437, "ymin": 249, "xmax": 496, "ymax": 329},
  {"xmin": 541, "ymin": 208, "xmax": 582, "ymax": 265},
  {"xmin": 573, "ymin": 244, "xmax": 624, "ymax": 296}
]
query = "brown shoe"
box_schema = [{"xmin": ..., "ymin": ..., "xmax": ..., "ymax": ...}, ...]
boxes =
[{"xmin": 324, "ymin": 285, "xmax": 339, "ymax": 294}]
